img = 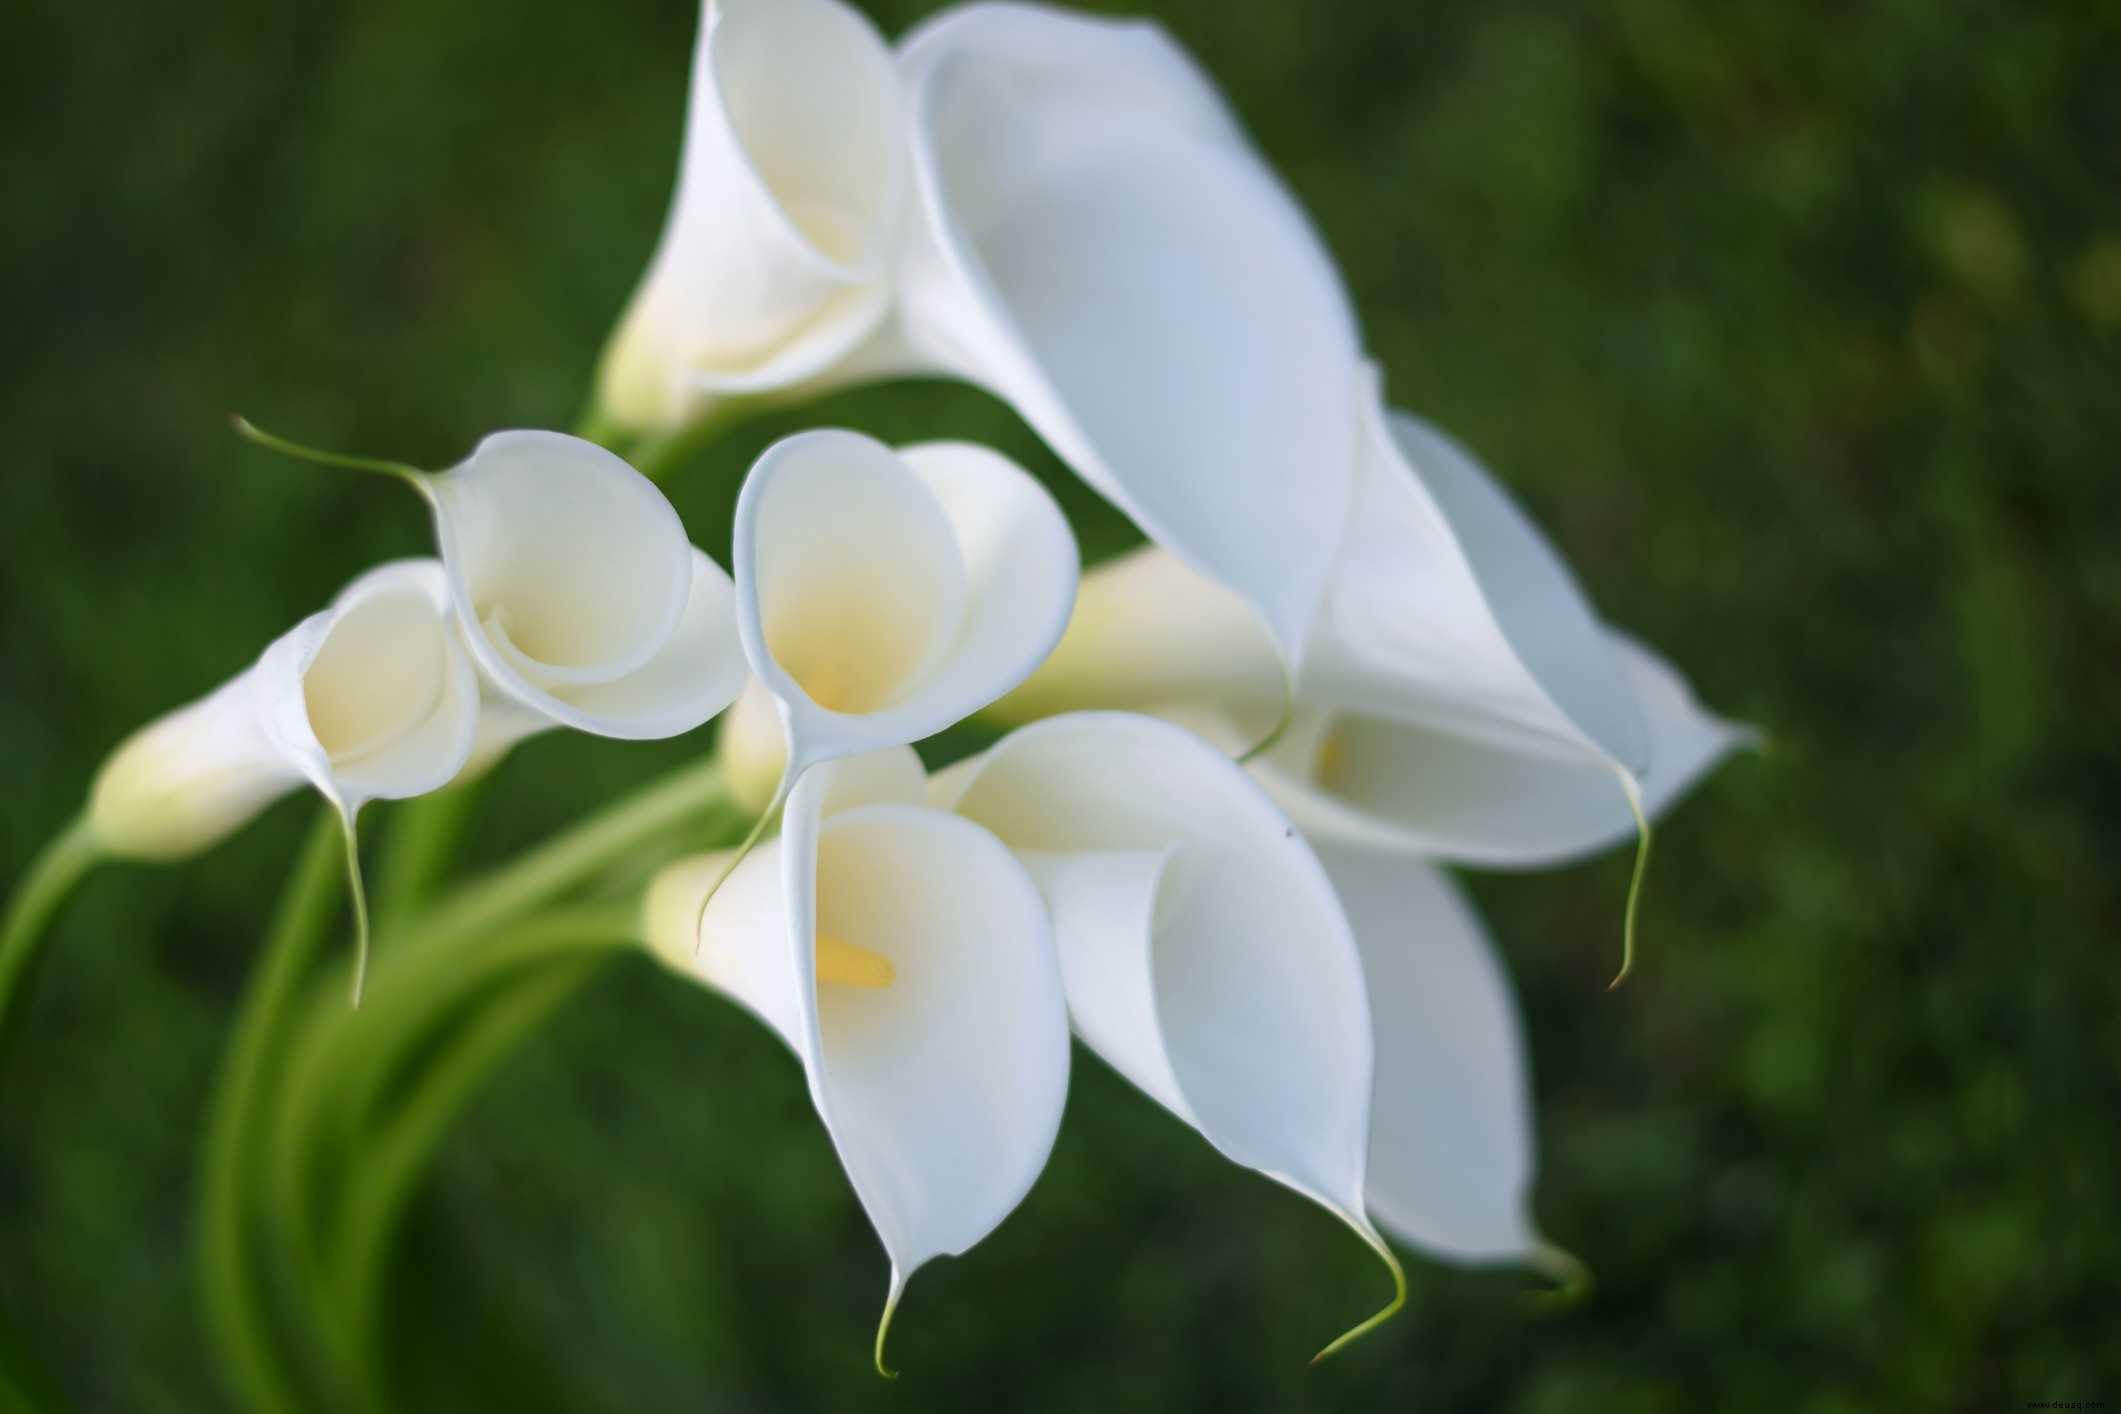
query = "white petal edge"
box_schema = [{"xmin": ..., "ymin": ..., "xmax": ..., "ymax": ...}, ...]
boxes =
[
  {"xmin": 1259, "ymin": 628, "xmax": 1752, "ymax": 867},
  {"xmin": 645, "ymin": 746, "xmax": 1068, "ymax": 1358},
  {"xmin": 429, "ymin": 431, "xmax": 742, "ymax": 739},
  {"xmin": 733, "ymin": 429, "xmax": 1076, "ymax": 784},
  {"xmin": 785, "ymin": 766, "xmax": 1070, "ymax": 1327},
  {"xmin": 939, "ymin": 712, "xmax": 1380, "ymax": 1244},
  {"xmin": 87, "ymin": 558, "xmax": 480, "ymax": 860},
  {"xmin": 895, "ymin": 2, "xmax": 1360, "ymax": 665},
  {"xmin": 1301, "ymin": 371, "xmax": 1648, "ymax": 774},
  {"xmin": 1314, "ymin": 844, "xmax": 1543, "ymax": 1266},
  {"xmin": 987, "ymin": 543, "xmax": 1284, "ymax": 726},
  {"xmin": 599, "ymin": 0, "xmax": 905, "ymax": 429}
]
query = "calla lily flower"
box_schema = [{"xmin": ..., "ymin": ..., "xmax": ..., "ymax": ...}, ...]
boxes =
[
  {"xmin": 416, "ymin": 430, "xmax": 748, "ymax": 752},
  {"xmin": 1298, "ymin": 371, "xmax": 1647, "ymax": 779},
  {"xmin": 992, "ymin": 378, "xmax": 1751, "ymax": 873},
  {"xmin": 892, "ymin": 2, "xmax": 1362, "ymax": 664},
  {"xmin": 86, "ymin": 558, "xmax": 483, "ymax": 1000},
  {"xmin": 600, "ymin": 0, "xmax": 1360, "ymax": 667},
  {"xmin": 728, "ymin": 428, "xmax": 1076, "ymax": 804},
  {"xmin": 933, "ymin": 711, "xmax": 1403, "ymax": 1358},
  {"xmin": 87, "ymin": 558, "xmax": 479, "ymax": 863},
  {"xmin": 1313, "ymin": 841, "xmax": 1578, "ymax": 1282},
  {"xmin": 1250, "ymin": 630, "xmax": 1753, "ymax": 867},
  {"xmin": 644, "ymin": 748, "xmax": 1069, "ymax": 1373},
  {"xmin": 599, "ymin": 0, "xmax": 907, "ymax": 430}
]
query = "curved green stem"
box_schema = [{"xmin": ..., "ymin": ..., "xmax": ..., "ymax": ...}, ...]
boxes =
[
  {"xmin": 411, "ymin": 757, "xmax": 734, "ymax": 951},
  {"xmin": 197, "ymin": 811, "xmax": 349, "ymax": 1414},
  {"xmin": 334, "ymin": 945, "xmax": 623, "ymax": 1369},
  {"xmin": 371, "ymin": 784, "xmax": 483, "ymax": 938},
  {"xmin": 0, "ymin": 814, "xmax": 102, "ymax": 1073},
  {"xmin": 261, "ymin": 761, "xmax": 733, "ymax": 1316},
  {"xmin": 627, "ymin": 398, "xmax": 757, "ymax": 485}
]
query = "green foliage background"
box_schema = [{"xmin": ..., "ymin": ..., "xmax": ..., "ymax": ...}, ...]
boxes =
[{"xmin": 3, "ymin": 0, "xmax": 2118, "ymax": 1408}]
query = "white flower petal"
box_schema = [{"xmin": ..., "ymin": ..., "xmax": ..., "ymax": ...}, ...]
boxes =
[
  {"xmin": 893, "ymin": 438, "xmax": 1079, "ymax": 716},
  {"xmin": 599, "ymin": 0, "xmax": 904, "ymax": 429},
  {"xmin": 528, "ymin": 549, "xmax": 748, "ymax": 740},
  {"xmin": 944, "ymin": 712, "xmax": 1376, "ymax": 1237},
  {"xmin": 87, "ymin": 657, "xmax": 309, "ymax": 863},
  {"xmin": 87, "ymin": 559, "xmax": 479, "ymax": 860},
  {"xmin": 429, "ymin": 431, "xmax": 743, "ymax": 740},
  {"xmin": 988, "ymin": 543, "xmax": 1283, "ymax": 725},
  {"xmin": 1011, "ymin": 846, "xmax": 1189, "ymax": 1118},
  {"xmin": 1302, "ymin": 374, "xmax": 1647, "ymax": 772},
  {"xmin": 294, "ymin": 559, "xmax": 481, "ymax": 804},
  {"xmin": 1314, "ymin": 845, "xmax": 1542, "ymax": 1266},
  {"xmin": 650, "ymin": 763, "xmax": 1069, "ymax": 1323},
  {"xmin": 1259, "ymin": 628, "xmax": 1751, "ymax": 866},
  {"xmin": 733, "ymin": 429, "xmax": 1075, "ymax": 782},
  {"xmin": 895, "ymin": 3, "xmax": 1360, "ymax": 663},
  {"xmin": 801, "ymin": 803, "xmax": 1069, "ymax": 1294}
]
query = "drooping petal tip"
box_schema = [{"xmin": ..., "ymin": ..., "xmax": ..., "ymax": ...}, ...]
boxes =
[{"xmin": 1309, "ymin": 1222, "xmax": 1407, "ymax": 1364}]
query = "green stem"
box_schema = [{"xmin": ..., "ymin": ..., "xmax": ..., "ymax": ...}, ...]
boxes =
[
  {"xmin": 371, "ymin": 784, "xmax": 484, "ymax": 939},
  {"xmin": 251, "ymin": 758, "xmax": 734, "ymax": 1401},
  {"xmin": 270, "ymin": 908, "xmax": 634, "ymax": 1395},
  {"xmin": 262, "ymin": 762, "xmax": 733, "ymax": 1352},
  {"xmin": 196, "ymin": 811, "xmax": 349, "ymax": 1414},
  {"xmin": 570, "ymin": 399, "xmax": 631, "ymax": 452},
  {"xmin": 627, "ymin": 398, "xmax": 756, "ymax": 485},
  {"xmin": 0, "ymin": 814, "xmax": 101, "ymax": 1075},
  {"xmin": 409, "ymin": 757, "xmax": 733, "ymax": 951},
  {"xmin": 334, "ymin": 945, "xmax": 624, "ymax": 1370}
]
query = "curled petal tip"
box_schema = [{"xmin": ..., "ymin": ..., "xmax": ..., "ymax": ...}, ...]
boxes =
[
  {"xmin": 1237, "ymin": 667, "xmax": 1297, "ymax": 764},
  {"xmin": 1527, "ymin": 1241, "xmax": 1594, "ymax": 1313},
  {"xmin": 691, "ymin": 772, "xmax": 788, "ymax": 952},
  {"xmin": 338, "ymin": 809, "xmax": 373, "ymax": 1010},
  {"xmin": 874, "ymin": 1283, "xmax": 903, "ymax": 1380},
  {"xmin": 1608, "ymin": 769, "xmax": 1652, "ymax": 991},
  {"xmin": 1309, "ymin": 1232, "xmax": 1406, "ymax": 1365},
  {"xmin": 227, "ymin": 414, "xmax": 429, "ymax": 490}
]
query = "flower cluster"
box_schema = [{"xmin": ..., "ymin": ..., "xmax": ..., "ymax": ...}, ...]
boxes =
[{"xmin": 9, "ymin": 0, "xmax": 1753, "ymax": 1378}]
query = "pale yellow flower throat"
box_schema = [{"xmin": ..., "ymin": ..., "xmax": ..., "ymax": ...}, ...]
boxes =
[{"xmin": 816, "ymin": 932, "xmax": 896, "ymax": 989}]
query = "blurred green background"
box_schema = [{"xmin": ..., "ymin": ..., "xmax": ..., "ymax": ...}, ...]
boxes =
[{"xmin": 3, "ymin": 0, "xmax": 2118, "ymax": 1408}]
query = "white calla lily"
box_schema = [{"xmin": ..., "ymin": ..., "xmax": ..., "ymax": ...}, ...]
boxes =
[
  {"xmin": 892, "ymin": 3, "xmax": 1361, "ymax": 665},
  {"xmin": 1313, "ymin": 843, "xmax": 1583, "ymax": 1288},
  {"xmin": 87, "ymin": 558, "xmax": 481, "ymax": 1000},
  {"xmin": 88, "ymin": 559, "xmax": 479, "ymax": 862},
  {"xmin": 644, "ymin": 748, "xmax": 1069, "ymax": 1374},
  {"xmin": 935, "ymin": 711, "xmax": 1402, "ymax": 1358},
  {"xmin": 1253, "ymin": 630, "xmax": 1755, "ymax": 868},
  {"xmin": 419, "ymin": 430, "xmax": 746, "ymax": 746},
  {"xmin": 599, "ymin": 0, "xmax": 906, "ymax": 430},
  {"xmin": 1300, "ymin": 370, "xmax": 1647, "ymax": 775},
  {"xmin": 992, "ymin": 376, "xmax": 1752, "ymax": 936},
  {"xmin": 729, "ymin": 428, "xmax": 1076, "ymax": 802}
]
